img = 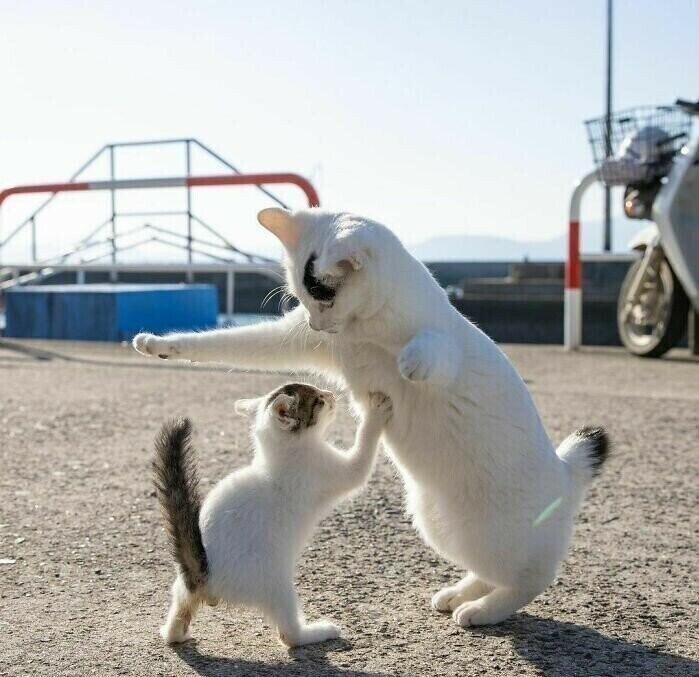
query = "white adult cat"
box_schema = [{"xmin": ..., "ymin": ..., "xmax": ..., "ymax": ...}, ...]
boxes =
[
  {"xmin": 153, "ymin": 383, "xmax": 392, "ymax": 647},
  {"xmin": 137, "ymin": 208, "xmax": 609, "ymax": 627}
]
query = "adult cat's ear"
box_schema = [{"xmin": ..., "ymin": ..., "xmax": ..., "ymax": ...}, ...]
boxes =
[
  {"xmin": 235, "ymin": 398, "xmax": 260, "ymax": 417},
  {"xmin": 318, "ymin": 239, "xmax": 367, "ymax": 277},
  {"xmin": 257, "ymin": 208, "xmax": 300, "ymax": 248}
]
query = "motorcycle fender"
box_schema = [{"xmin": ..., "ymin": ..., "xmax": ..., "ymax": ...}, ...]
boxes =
[{"xmin": 627, "ymin": 224, "xmax": 659, "ymax": 251}]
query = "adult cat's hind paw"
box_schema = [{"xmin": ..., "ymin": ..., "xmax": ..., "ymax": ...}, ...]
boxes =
[
  {"xmin": 132, "ymin": 333, "xmax": 180, "ymax": 360},
  {"xmin": 432, "ymin": 586, "xmax": 461, "ymax": 612}
]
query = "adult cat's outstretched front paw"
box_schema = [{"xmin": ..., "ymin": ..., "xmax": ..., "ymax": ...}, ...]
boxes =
[{"xmin": 132, "ymin": 333, "xmax": 180, "ymax": 360}]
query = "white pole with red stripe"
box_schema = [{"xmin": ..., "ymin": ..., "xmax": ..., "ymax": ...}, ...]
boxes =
[{"xmin": 565, "ymin": 169, "xmax": 600, "ymax": 350}]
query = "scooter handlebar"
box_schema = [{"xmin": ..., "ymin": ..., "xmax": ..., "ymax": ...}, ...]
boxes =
[{"xmin": 675, "ymin": 98, "xmax": 699, "ymax": 115}]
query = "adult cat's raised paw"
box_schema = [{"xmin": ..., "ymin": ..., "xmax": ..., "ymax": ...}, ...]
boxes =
[
  {"xmin": 132, "ymin": 332, "xmax": 180, "ymax": 359},
  {"xmin": 398, "ymin": 339, "xmax": 439, "ymax": 382}
]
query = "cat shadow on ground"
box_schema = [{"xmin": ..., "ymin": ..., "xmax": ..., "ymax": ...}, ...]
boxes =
[
  {"xmin": 174, "ymin": 638, "xmax": 392, "ymax": 677},
  {"xmin": 473, "ymin": 612, "xmax": 698, "ymax": 677}
]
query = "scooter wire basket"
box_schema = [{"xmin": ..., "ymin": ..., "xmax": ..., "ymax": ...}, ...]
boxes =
[{"xmin": 585, "ymin": 105, "xmax": 693, "ymax": 186}]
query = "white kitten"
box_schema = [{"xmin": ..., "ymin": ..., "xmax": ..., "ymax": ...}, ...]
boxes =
[
  {"xmin": 153, "ymin": 383, "xmax": 392, "ymax": 647},
  {"xmin": 137, "ymin": 208, "xmax": 609, "ymax": 627}
]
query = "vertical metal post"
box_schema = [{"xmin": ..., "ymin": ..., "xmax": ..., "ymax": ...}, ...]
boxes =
[
  {"xmin": 186, "ymin": 140, "xmax": 193, "ymax": 265},
  {"xmin": 226, "ymin": 269, "xmax": 235, "ymax": 319},
  {"xmin": 109, "ymin": 145, "xmax": 117, "ymax": 263},
  {"xmin": 30, "ymin": 217, "xmax": 37, "ymax": 262},
  {"xmin": 109, "ymin": 145, "xmax": 118, "ymax": 281},
  {"xmin": 603, "ymin": 0, "xmax": 613, "ymax": 252},
  {"xmin": 565, "ymin": 169, "xmax": 600, "ymax": 350}
]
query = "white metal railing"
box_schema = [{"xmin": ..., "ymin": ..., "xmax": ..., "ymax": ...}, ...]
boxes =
[{"xmin": 0, "ymin": 262, "xmax": 283, "ymax": 317}]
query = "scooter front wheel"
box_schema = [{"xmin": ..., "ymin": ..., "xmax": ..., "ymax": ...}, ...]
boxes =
[{"xmin": 617, "ymin": 256, "xmax": 688, "ymax": 357}]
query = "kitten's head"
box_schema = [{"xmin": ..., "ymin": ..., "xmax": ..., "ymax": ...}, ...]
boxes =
[
  {"xmin": 258, "ymin": 208, "xmax": 397, "ymax": 334},
  {"xmin": 236, "ymin": 382, "xmax": 336, "ymax": 438}
]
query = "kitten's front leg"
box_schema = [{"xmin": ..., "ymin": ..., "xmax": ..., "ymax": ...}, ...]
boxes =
[
  {"xmin": 398, "ymin": 329, "xmax": 460, "ymax": 386},
  {"xmin": 331, "ymin": 392, "xmax": 392, "ymax": 493}
]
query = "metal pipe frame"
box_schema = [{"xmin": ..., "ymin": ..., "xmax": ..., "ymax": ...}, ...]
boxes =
[
  {"xmin": 0, "ymin": 138, "xmax": 293, "ymax": 258},
  {"xmin": 0, "ymin": 173, "xmax": 319, "ymax": 212},
  {"xmin": 564, "ymin": 169, "xmax": 600, "ymax": 350}
]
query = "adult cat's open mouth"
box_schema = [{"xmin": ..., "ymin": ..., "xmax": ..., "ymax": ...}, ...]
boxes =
[{"xmin": 307, "ymin": 320, "xmax": 339, "ymax": 334}]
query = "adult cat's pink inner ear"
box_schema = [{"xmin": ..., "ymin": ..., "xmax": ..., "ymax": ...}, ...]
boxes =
[{"xmin": 257, "ymin": 208, "xmax": 300, "ymax": 248}]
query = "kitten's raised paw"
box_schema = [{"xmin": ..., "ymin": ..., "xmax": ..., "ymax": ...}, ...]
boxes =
[
  {"xmin": 368, "ymin": 391, "xmax": 392, "ymax": 419},
  {"xmin": 133, "ymin": 333, "xmax": 180, "ymax": 360}
]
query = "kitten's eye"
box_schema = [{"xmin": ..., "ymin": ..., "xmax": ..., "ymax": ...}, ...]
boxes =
[{"xmin": 316, "ymin": 399, "xmax": 325, "ymax": 408}]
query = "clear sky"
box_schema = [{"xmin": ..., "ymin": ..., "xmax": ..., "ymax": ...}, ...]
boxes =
[{"xmin": 1, "ymin": 1, "xmax": 697, "ymax": 261}]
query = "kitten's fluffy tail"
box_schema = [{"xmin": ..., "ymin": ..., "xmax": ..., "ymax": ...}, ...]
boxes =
[
  {"xmin": 556, "ymin": 426, "xmax": 610, "ymax": 488},
  {"xmin": 153, "ymin": 417, "xmax": 208, "ymax": 592}
]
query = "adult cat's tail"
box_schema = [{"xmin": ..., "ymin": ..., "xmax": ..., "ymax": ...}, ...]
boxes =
[
  {"xmin": 556, "ymin": 426, "xmax": 610, "ymax": 489},
  {"xmin": 153, "ymin": 417, "xmax": 208, "ymax": 592}
]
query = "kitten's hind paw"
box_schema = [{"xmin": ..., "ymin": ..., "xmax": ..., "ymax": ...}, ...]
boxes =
[
  {"xmin": 280, "ymin": 620, "xmax": 341, "ymax": 647},
  {"xmin": 160, "ymin": 623, "xmax": 192, "ymax": 644}
]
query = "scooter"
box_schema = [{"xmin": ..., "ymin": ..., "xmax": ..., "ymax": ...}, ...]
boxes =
[{"xmin": 587, "ymin": 99, "xmax": 699, "ymax": 357}]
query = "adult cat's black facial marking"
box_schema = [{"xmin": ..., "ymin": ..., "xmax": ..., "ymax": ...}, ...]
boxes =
[{"xmin": 303, "ymin": 254, "xmax": 336, "ymax": 302}]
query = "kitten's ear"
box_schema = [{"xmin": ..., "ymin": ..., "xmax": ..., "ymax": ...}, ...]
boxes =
[
  {"xmin": 270, "ymin": 393, "xmax": 297, "ymax": 430},
  {"xmin": 257, "ymin": 208, "xmax": 300, "ymax": 248},
  {"xmin": 235, "ymin": 398, "xmax": 260, "ymax": 417}
]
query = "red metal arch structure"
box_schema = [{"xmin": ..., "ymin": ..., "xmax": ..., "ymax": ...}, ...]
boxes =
[
  {"xmin": 0, "ymin": 140, "xmax": 320, "ymax": 267},
  {"xmin": 0, "ymin": 173, "xmax": 319, "ymax": 211}
]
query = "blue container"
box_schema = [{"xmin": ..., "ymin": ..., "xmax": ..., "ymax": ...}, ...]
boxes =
[{"xmin": 4, "ymin": 284, "xmax": 218, "ymax": 342}]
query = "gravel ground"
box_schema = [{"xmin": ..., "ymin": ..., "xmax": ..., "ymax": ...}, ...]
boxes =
[{"xmin": 0, "ymin": 339, "xmax": 697, "ymax": 677}]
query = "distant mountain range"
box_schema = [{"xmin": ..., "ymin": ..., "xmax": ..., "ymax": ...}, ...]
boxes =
[{"xmin": 409, "ymin": 219, "xmax": 643, "ymax": 261}]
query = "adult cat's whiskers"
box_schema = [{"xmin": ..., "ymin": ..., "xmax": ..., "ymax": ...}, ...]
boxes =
[{"xmin": 261, "ymin": 285, "xmax": 287, "ymax": 310}]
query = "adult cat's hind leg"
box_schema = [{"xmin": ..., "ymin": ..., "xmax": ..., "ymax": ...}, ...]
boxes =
[
  {"xmin": 160, "ymin": 575, "xmax": 202, "ymax": 644},
  {"xmin": 431, "ymin": 572, "xmax": 493, "ymax": 612},
  {"xmin": 452, "ymin": 585, "xmax": 544, "ymax": 627},
  {"xmin": 269, "ymin": 584, "xmax": 341, "ymax": 647}
]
